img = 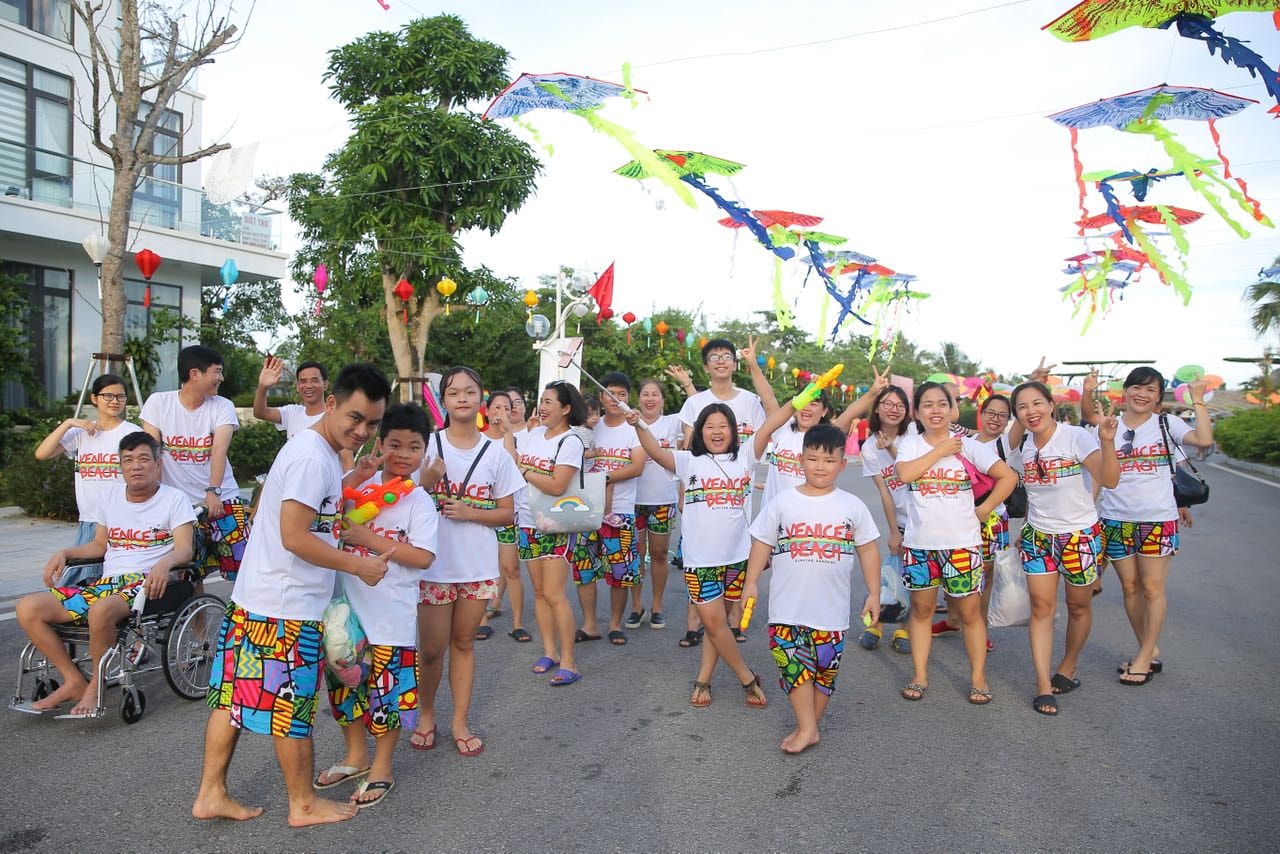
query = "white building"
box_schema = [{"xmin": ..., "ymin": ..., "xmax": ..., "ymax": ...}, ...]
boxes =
[{"xmin": 0, "ymin": 0, "xmax": 286, "ymax": 407}]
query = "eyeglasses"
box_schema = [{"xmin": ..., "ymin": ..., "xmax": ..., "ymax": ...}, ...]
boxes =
[
  {"xmin": 880, "ymin": 401, "xmax": 905, "ymax": 412},
  {"xmin": 95, "ymin": 393, "xmax": 127, "ymax": 402},
  {"xmin": 705, "ymin": 353, "xmax": 736, "ymax": 364},
  {"xmin": 983, "ymin": 410, "xmax": 1009, "ymax": 420},
  {"xmin": 1121, "ymin": 429, "xmax": 1135, "ymax": 456}
]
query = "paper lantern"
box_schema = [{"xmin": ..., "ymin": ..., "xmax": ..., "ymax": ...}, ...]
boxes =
[
  {"xmin": 656, "ymin": 320, "xmax": 669, "ymax": 350},
  {"xmin": 134, "ymin": 248, "xmax": 161, "ymax": 307},
  {"xmin": 436, "ymin": 277, "xmax": 457, "ymax": 315},
  {"xmin": 219, "ymin": 258, "xmax": 238, "ymax": 312},
  {"xmin": 313, "ymin": 264, "xmax": 328, "ymax": 316},
  {"xmin": 394, "ymin": 278, "xmax": 414, "ymax": 322},
  {"xmin": 622, "ymin": 311, "xmax": 637, "ymax": 344},
  {"xmin": 469, "ymin": 285, "xmax": 489, "ymax": 323},
  {"xmin": 523, "ymin": 290, "xmax": 540, "ymax": 310}
]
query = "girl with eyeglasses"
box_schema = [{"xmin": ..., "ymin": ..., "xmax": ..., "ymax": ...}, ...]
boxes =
[
  {"xmin": 34, "ymin": 374, "xmax": 142, "ymax": 584},
  {"xmin": 1080, "ymin": 367, "xmax": 1214, "ymax": 685},
  {"xmin": 856, "ymin": 385, "xmax": 914, "ymax": 654},
  {"xmin": 894, "ymin": 383, "xmax": 1017, "ymax": 707},
  {"xmin": 1012, "ymin": 380, "xmax": 1120, "ymax": 716},
  {"xmin": 932, "ymin": 394, "xmax": 1018, "ymax": 645}
]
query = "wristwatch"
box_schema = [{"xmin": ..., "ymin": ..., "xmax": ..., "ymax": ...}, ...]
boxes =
[{"xmin": 205, "ymin": 486, "xmax": 221, "ymax": 495}]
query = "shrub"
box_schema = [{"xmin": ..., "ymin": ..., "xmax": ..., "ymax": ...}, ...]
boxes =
[
  {"xmin": 0, "ymin": 417, "xmax": 79, "ymax": 520},
  {"xmin": 230, "ymin": 419, "xmax": 287, "ymax": 481},
  {"xmin": 1215, "ymin": 407, "xmax": 1280, "ymax": 466}
]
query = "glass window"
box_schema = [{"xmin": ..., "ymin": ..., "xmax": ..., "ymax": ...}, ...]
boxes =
[
  {"xmin": 0, "ymin": 54, "xmax": 71, "ymax": 203},
  {"xmin": 124, "ymin": 278, "xmax": 183, "ymax": 392},
  {"xmin": 0, "ymin": 1, "xmax": 70, "ymax": 42},
  {"xmin": 0, "ymin": 262, "xmax": 71, "ymax": 409}
]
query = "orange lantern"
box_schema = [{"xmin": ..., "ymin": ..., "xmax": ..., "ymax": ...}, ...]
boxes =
[{"xmin": 656, "ymin": 320, "xmax": 669, "ymax": 350}]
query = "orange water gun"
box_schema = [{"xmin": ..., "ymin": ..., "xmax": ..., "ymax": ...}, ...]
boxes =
[{"xmin": 342, "ymin": 476, "xmax": 415, "ymax": 528}]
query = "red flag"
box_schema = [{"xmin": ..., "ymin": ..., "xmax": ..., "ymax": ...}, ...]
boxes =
[{"xmin": 588, "ymin": 263, "xmax": 614, "ymax": 323}]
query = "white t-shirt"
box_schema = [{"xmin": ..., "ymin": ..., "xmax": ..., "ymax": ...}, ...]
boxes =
[
  {"xmin": 678, "ymin": 387, "xmax": 766, "ymax": 441},
  {"xmin": 514, "ymin": 427, "xmax": 586, "ymax": 529},
  {"xmin": 231, "ymin": 429, "xmax": 344, "ymax": 621},
  {"xmin": 761, "ymin": 422, "xmax": 806, "ymax": 509},
  {"xmin": 672, "ymin": 447, "xmax": 756, "ymax": 568},
  {"xmin": 274, "ymin": 404, "xmax": 324, "ymax": 439},
  {"xmin": 341, "ymin": 472, "xmax": 438, "ymax": 646},
  {"xmin": 98, "ymin": 483, "xmax": 197, "ymax": 579},
  {"xmin": 140, "ymin": 391, "xmax": 239, "ymax": 502},
  {"xmin": 859, "ymin": 437, "xmax": 909, "ymax": 526},
  {"xmin": 1098, "ymin": 413, "xmax": 1191, "ymax": 523},
  {"xmin": 591, "ymin": 419, "xmax": 642, "ymax": 516},
  {"xmin": 749, "ymin": 488, "xmax": 880, "ymax": 631},
  {"xmin": 635, "ymin": 414, "xmax": 682, "ymax": 506},
  {"xmin": 973, "ymin": 435, "xmax": 1010, "ymax": 518},
  {"xmin": 424, "ymin": 433, "xmax": 523, "ymax": 582},
  {"xmin": 896, "ymin": 433, "xmax": 1000, "ymax": 550},
  {"xmin": 60, "ymin": 420, "xmax": 142, "ymax": 522},
  {"xmin": 1021, "ymin": 423, "xmax": 1101, "ymax": 534}
]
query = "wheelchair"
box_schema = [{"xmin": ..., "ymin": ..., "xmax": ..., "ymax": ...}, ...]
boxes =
[{"xmin": 11, "ymin": 559, "xmax": 225, "ymax": 724}]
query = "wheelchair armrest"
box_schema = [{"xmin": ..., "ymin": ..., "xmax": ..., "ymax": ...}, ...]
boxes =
[{"xmin": 64, "ymin": 557, "xmax": 105, "ymax": 568}]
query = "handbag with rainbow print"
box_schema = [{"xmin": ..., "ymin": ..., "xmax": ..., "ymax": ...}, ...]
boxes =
[{"xmin": 527, "ymin": 436, "xmax": 606, "ymax": 534}]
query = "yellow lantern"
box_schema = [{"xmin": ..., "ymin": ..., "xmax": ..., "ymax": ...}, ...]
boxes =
[
  {"xmin": 437, "ymin": 277, "xmax": 458, "ymax": 315},
  {"xmin": 523, "ymin": 289, "xmax": 540, "ymax": 318}
]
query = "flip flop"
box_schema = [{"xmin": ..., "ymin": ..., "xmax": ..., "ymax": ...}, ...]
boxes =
[
  {"xmin": 742, "ymin": 672, "xmax": 767, "ymax": 708},
  {"xmin": 607, "ymin": 630, "xmax": 627, "ymax": 646},
  {"xmin": 574, "ymin": 630, "xmax": 602, "ymax": 643},
  {"xmin": 900, "ymin": 683, "xmax": 926, "ymax": 702},
  {"xmin": 351, "ymin": 779, "xmax": 394, "ymax": 810},
  {"xmin": 474, "ymin": 626, "xmax": 493, "ymax": 641},
  {"xmin": 455, "ymin": 735, "xmax": 484, "ymax": 757},
  {"xmin": 409, "ymin": 726, "xmax": 437, "ymax": 751},
  {"xmin": 549, "ymin": 668, "xmax": 581, "ymax": 686},
  {"xmin": 968, "ymin": 687, "xmax": 994, "ymax": 706},
  {"xmin": 1050, "ymin": 674, "xmax": 1081, "ymax": 695},
  {"xmin": 1118, "ymin": 659, "xmax": 1163, "ymax": 674},
  {"xmin": 531, "ymin": 656, "xmax": 558, "ymax": 674},
  {"xmin": 1120, "ymin": 667, "xmax": 1155, "ymax": 686},
  {"xmin": 314, "ymin": 764, "xmax": 371, "ymax": 790},
  {"xmin": 508, "ymin": 628, "xmax": 532, "ymax": 643}
]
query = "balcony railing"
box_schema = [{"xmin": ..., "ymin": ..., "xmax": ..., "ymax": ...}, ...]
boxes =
[{"xmin": 0, "ymin": 141, "xmax": 282, "ymax": 251}]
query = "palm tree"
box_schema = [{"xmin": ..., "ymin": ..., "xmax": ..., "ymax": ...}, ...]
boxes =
[{"xmin": 1247, "ymin": 255, "xmax": 1280, "ymax": 337}]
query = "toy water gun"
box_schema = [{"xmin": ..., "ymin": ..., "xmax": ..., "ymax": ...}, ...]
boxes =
[
  {"xmin": 740, "ymin": 596, "xmax": 756, "ymax": 631},
  {"xmin": 863, "ymin": 611, "xmax": 874, "ymax": 628},
  {"xmin": 342, "ymin": 476, "xmax": 415, "ymax": 528},
  {"xmin": 791, "ymin": 363, "xmax": 844, "ymax": 410}
]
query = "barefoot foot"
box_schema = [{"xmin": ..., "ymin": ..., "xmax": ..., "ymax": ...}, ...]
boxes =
[
  {"xmin": 192, "ymin": 791, "xmax": 264, "ymax": 821},
  {"xmin": 31, "ymin": 678, "xmax": 87, "ymax": 712},
  {"xmin": 781, "ymin": 728, "xmax": 820, "ymax": 754},
  {"xmin": 287, "ymin": 797, "xmax": 358, "ymax": 827}
]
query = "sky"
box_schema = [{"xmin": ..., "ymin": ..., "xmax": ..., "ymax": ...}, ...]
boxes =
[{"xmin": 196, "ymin": 0, "xmax": 1280, "ymax": 386}]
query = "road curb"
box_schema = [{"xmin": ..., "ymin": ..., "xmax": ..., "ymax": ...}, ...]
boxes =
[{"xmin": 1219, "ymin": 455, "xmax": 1280, "ymax": 483}]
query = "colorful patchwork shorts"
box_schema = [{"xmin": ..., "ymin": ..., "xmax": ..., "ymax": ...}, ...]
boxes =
[
  {"xmin": 419, "ymin": 578, "xmax": 500, "ymax": 606},
  {"xmin": 326, "ymin": 644, "xmax": 418, "ymax": 736},
  {"xmin": 1019, "ymin": 521, "xmax": 1103, "ymax": 587},
  {"xmin": 768, "ymin": 623, "xmax": 846, "ymax": 695},
  {"xmin": 196, "ymin": 499, "xmax": 249, "ymax": 582},
  {"xmin": 683, "ymin": 560, "xmax": 747, "ymax": 604},
  {"xmin": 901, "ymin": 547, "xmax": 984, "ymax": 597},
  {"xmin": 518, "ymin": 527, "xmax": 598, "ymax": 584},
  {"xmin": 599, "ymin": 515, "xmax": 640, "ymax": 588},
  {"xmin": 50, "ymin": 572, "xmax": 146, "ymax": 623},
  {"xmin": 495, "ymin": 524, "xmax": 518, "ymax": 546},
  {"xmin": 206, "ymin": 602, "xmax": 324, "ymax": 739},
  {"xmin": 635, "ymin": 503, "xmax": 676, "ymax": 536},
  {"xmin": 980, "ymin": 510, "xmax": 1010, "ymax": 564},
  {"xmin": 1101, "ymin": 519, "xmax": 1179, "ymax": 560}
]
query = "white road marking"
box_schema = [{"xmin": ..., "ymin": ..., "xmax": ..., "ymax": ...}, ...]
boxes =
[
  {"xmin": 0, "ymin": 611, "xmax": 16, "ymax": 622},
  {"xmin": 1207, "ymin": 462, "xmax": 1280, "ymax": 489}
]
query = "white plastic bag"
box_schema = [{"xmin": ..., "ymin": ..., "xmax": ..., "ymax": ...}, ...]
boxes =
[
  {"xmin": 987, "ymin": 547, "xmax": 1031, "ymax": 628},
  {"xmin": 876, "ymin": 554, "xmax": 909, "ymax": 623}
]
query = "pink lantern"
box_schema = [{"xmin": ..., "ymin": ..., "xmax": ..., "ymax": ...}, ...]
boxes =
[{"xmin": 313, "ymin": 264, "xmax": 329, "ymax": 316}]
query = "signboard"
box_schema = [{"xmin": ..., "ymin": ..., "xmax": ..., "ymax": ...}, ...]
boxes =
[{"xmin": 240, "ymin": 213, "xmax": 273, "ymax": 248}]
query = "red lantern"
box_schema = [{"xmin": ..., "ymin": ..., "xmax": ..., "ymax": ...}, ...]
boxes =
[
  {"xmin": 622, "ymin": 311, "xmax": 636, "ymax": 344},
  {"xmin": 597, "ymin": 306, "xmax": 614, "ymax": 324},
  {"xmin": 394, "ymin": 277, "xmax": 414, "ymax": 322},
  {"xmin": 134, "ymin": 248, "xmax": 161, "ymax": 307}
]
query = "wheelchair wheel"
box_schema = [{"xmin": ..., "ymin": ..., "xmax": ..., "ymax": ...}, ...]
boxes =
[
  {"xmin": 164, "ymin": 594, "xmax": 224, "ymax": 701},
  {"xmin": 121, "ymin": 687, "xmax": 145, "ymax": 724},
  {"xmin": 33, "ymin": 677, "xmax": 59, "ymax": 701}
]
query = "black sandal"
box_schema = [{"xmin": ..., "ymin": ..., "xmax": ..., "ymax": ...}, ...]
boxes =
[
  {"xmin": 1050, "ymin": 673, "xmax": 1081, "ymax": 695},
  {"xmin": 678, "ymin": 629, "xmax": 703, "ymax": 648},
  {"xmin": 1120, "ymin": 667, "xmax": 1154, "ymax": 686},
  {"xmin": 508, "ymin": 628, "xmax": 532, "ymax": 643},
  {"xmin": 1118, "ymin": 659, "xmax": 1163, "ymax": 674},
  {"xmin": 1032, "ymin": 694, "xmax": 1058, "ymax": 716},
  {"xmin": 741, "ymin": 671, "xmax": 767, "ymax": 708}
]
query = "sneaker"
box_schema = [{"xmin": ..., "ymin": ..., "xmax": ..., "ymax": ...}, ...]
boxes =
[
  {"xmin": 891, "ymin": 629, "xmax": 911, "ymax": 654},
  {"xmin": 649, "ymin": 612, "xmax": 666, "ymax": 630},
  {"xmin": 624, "ymin": 609, "xmax": 647, "ymax": 630},
  {"xmin": 931, "ymin": 618, "xmax": 959, "ymax": 637},
  {"xmin": 858, "ymin": 628, "xmax": 882, "ymax": 650}
]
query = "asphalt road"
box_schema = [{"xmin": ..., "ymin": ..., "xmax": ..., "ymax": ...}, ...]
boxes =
[{"xmin": 0, "ymin": 459, "xmax": 1276, "ymax": 853}]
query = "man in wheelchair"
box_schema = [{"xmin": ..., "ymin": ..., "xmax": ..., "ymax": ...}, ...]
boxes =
[{"xmin": 15, "ymin": 431, "xmax": 196, "ymax": 716}]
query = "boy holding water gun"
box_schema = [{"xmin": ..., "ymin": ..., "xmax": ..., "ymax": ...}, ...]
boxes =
[{"xmin": 741, "ymin": 423, "xmax": 882, "ymax": 755}]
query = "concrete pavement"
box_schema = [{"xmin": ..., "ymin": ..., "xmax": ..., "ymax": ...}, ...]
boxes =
[{"xmin": 0, "ymin": 460, "xmax": 1277, "ymax": 852}]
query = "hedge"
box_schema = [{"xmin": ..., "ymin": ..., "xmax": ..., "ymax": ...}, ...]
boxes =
[{"xmin": 1215, "ymin": 407, "xmax": 1280, "ymax": 466}]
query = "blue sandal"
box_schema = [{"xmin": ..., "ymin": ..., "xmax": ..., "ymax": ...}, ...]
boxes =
[
  {"xmin": 549, "ymin": 668, "xmax": 581, "ymax": 686},
  {"xmin": 531, "ymin": 656, "xmax": 558, "ymax": 674}
]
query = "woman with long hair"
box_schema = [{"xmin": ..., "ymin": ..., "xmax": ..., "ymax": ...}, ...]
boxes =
[
  {"xmin": 413, "ymin": 367, "xmax": 523, "ymax": 755},
  {"xmin": 856, "ymin": 384, "xmax": 912, "ymax": 654},
  {"xmin": 894, "ymin": 382, "xmax": 1017, "ymax": 706},
  {"xmin": 1012, "ymin": 380, "xmax": 1119, "ymax": 716},
  {"xmin": 508, "ymin": 381, "xmax": 594, "ymax": 686},
  {"xmin": 629, "ymin": 378, "xmax": 684, "ymax": 632},
  {"xmin": 475, "ymin": 390, "xmax": 531, "ymax": 643}
]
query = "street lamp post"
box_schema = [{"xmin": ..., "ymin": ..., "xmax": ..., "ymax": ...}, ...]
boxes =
[{"xmin": 528, "ymin": 268, "xmax": 595, "ymax": 393}]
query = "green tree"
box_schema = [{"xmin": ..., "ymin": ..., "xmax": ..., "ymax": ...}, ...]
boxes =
[
  {"xmin": 0, "ymin": 271, "xmax": 42, "ymax": 408},
  {"xmin": 285, "ymin": 15, "xmax": 541, "ymax": 396},
  {"xmin": 1246, "ymin": 255, "xmax": 1280, "ymax": 337},
  {"xmin": 923, "ymin": 341, "xmax": 981, "ymax": 377}
]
